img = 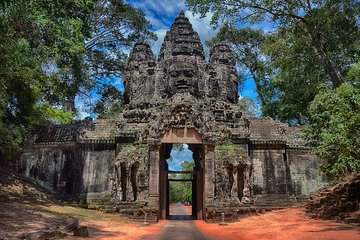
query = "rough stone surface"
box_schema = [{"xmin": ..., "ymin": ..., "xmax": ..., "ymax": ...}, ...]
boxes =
[
  {"xmin": 21, "ymin": 11, "xmax": 329, "ymax": 220},
  {"xmin": 63, "ymin": 220, "xmax": 79, "ymax": 233}
]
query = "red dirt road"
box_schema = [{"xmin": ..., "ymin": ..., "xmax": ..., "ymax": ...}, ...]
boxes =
[
  {"xmin": 140, "ymin": 206, "xmax": 360, "ymax": 240},
  {"xmin": 196, "ymin": 208, "xmax": 360, "ymax": 240},
  {"xmin": 141, "ymin": 204, "xmax": 208, "ymax": 239}
]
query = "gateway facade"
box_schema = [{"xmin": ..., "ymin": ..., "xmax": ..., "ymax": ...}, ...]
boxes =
[{"xmin": 21, "ymin": 11, "xmax": 328, "ymax": 220}]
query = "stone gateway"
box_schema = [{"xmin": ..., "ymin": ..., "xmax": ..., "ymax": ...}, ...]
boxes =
[{"xmin": 21, "ymin": 11, "xmax": 328, "ymax": 221}]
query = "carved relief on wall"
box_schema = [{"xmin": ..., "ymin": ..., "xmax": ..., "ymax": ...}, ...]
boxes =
[
  {"xmin": 214, "ymin": 145, "xmax": 254, "ymax": 205},
  {"xmin": 112, "ymin": 144, "xmax": 149, "ymax": 203},
  {"xmin": 171, "ymin": 104, "xmax": 192, "ymax": 126}
]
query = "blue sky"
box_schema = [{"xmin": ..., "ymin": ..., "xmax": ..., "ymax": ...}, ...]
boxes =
[
  {"xmin": 167, "ymin": 144, "xmax": 194, "ymax": 171},
  {"xmin": 76, "ymin": 0, "xmax": 276, "ymax": 119}
]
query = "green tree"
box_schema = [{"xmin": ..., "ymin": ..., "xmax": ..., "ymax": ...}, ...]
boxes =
[
  {"xmin": 303, "ymin": 82, "xmax": 360, "ymax": 177},
  {"xmin": 169, "ymin": 161, "xmax": 195, "ymax": 203},
  {"xmin": 0, "ymin": 0, "xmax": 155, "ymax": 164},
  {"xmin": 260, "ymin": 27, "xmax": 328, "ymax": 124},
  {"xmin": 93, "ymin": 85, "xmax": 124, "ymax": 118},
  {"xmin": 0, "ymin": 0, "xmax": 77, "ymax": 163},
  {"xmin": 187, "ymin": 0, "xmax": 360, "ymax": 89}
]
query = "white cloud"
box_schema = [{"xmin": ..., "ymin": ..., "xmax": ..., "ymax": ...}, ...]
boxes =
[
  {"xmin": 250, "ymin": 21, "xmax": 277, "ymax": 33},
  {"xmin": 146, "ymin": 14, "xmax": 169, "ymax": 29},
  {"xmin": 185, "ymin": 11, "xmax": 219, "ymax": 47},
  {"xmin": 75, "ymin": 95, "xmax": 94, "ymax": 120},
  {"xmin": 130, "ymin": 0, "xmax": 185, "ymax": 17},
  {"xmin": 167, "ymin": 144, "xmax": 194, "ymax": 171},
  {"xmin": 151, "ymin": 29, "xmax": 167, "ymax": 55},
  {"xmin": 128, "ymin": 0, "xmax": 186, "ymax": 30}
]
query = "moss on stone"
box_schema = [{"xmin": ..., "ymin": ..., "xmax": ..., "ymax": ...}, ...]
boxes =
[
  {"xmin": 216, "ymin": 144, "xmax": 249, "ymax": 162},
  {"xmin": 115, "ymin": 143, "xmax": 149, "ymax": 163}
]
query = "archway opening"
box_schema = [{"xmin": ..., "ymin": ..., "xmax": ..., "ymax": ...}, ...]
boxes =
[
  {"xmin": 159, "ymin": 143, "xmax": 204, "ymax": 220},
  {"xmin": 167, "ymin": 144, "xmax": 195, "ymax": 219}
]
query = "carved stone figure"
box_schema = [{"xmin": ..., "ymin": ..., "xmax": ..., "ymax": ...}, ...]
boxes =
[{"xmin": 168, "ymin": 59, "xmax": 199, "ymax": 96}]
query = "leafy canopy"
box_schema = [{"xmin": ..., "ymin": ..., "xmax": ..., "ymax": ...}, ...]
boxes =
[
  {"xmin": 303, "ymin": 82, "xmax": 360, "ymax": 177},
  {"xmin": 0, "ymin": 0, "xmax": 155, "ymax": 163}
]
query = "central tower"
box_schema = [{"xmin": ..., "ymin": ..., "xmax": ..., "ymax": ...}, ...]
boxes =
[{"xmin": 124, "ymin": 11, "xmax": 239, "ymax": 104}]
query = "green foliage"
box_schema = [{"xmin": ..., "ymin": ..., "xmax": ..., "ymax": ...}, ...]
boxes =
[
  {"xmin": 348, "ymin": 61, "xmax": 360, "ymax": 83},
  {"xmin": 216, "ymin": 144, "xmax": 249, "ymax": 161},
  {"xmin": 169, "ymin": 181, "xmax": 192, "ymax": 204},
  {"xmin": 0, "ymin": 0, "xmax": 154, "ymax": 164},
  {"xmin": 169, "ymin": 161, "xmax": 195, "ymax": 203},
  {"xmin": 93, "ymin": 85, "xmax": 124, "ymax": 119},
  {"xmin": 181, "ymin": 161, "xmax": 195, "ymax": 172},
  {"xmin": 217, "ymin": 144, "xmax": 237, "ymax": 151},
  {"xmin": 34, "ymin": 105, "xmax": 75, "ymax": 124},
  {"xmin": 303, "ymin": 83, "xmax": 360, "ymax": 177},
  {"xmin": 260, "ymin": 28, "xmax": 328, "ymax": 124}
]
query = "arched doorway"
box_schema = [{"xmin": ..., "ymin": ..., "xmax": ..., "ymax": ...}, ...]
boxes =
[{"xmin": 159, "ymin": 128, "xmax": 204, "ymax": 220}]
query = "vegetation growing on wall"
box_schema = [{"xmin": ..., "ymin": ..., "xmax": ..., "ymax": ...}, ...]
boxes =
[
  {"xmin": 115, "ymin": 143, "xmax": 148, "ymax": 163},
  {"xmin": 216, "ymin": 144, "xmax": 249, "ymax": 162}
]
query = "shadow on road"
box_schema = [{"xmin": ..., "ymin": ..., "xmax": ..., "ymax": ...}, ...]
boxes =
[{"xmin": 167, "ymin": 215, "xmax": 195, "ymax": 220}]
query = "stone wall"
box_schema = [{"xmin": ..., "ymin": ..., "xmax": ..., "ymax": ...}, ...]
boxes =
[
  {"xmin": 250, "ymin": 148, "xmax": 287, "ymax": 194},
  {"xmin": 21, "ymin": 143, "xmax": 115, "ymax": 202},
  {"xmin": 249, "ymin": 145, "xmax": 328, "ymax": 196},
  {"xmin": 287, "ymin": 148, "xmax": 329, "ymax": 196}
]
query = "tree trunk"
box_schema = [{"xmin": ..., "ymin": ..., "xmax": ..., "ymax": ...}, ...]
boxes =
[
  {"xmin": 248, "ymin": 67, "xmax": 266, "ymax": 106},
  {"xmin": 307, "ymin": 26, "xmax": 344, "ymax": 88},
  {"xmin": 64, "ymin": 95, "xmax": 76, "ymax": 112}
]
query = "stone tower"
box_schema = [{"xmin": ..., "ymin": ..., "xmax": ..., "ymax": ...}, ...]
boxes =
[
  {"xmin": 125, "ymin": 10, "xmax": 238, "ymax": 103},
  {"xmin": 21, "ymin": 11, "xmax": 328, "ymax": 221}
]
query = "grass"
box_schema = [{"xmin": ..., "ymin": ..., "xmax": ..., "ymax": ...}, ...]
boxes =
[{"xmin": 43, "ymin": 205, "xmax": 129, "ymax": 222}]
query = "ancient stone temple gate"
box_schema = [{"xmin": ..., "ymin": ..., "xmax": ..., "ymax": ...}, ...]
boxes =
[{"xmin": 21, "ymin": 11, "xmax": 328, "ymax": 220}]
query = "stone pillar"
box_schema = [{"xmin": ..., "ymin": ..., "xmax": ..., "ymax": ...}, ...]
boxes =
[
  {"xmin": 126, "ymin": 162, "xmax": 134, "ymax": 201},
  {"xmin": 204, "ymin": 144, "xmax": 215, "ymax": 206},
  {"xmin": 148, "ymin": 144, "xmax": 160, "ymax": 208},
  {"xmin": 241, "ymin": 163, "xmax": 254, "ymax": 203},
  {"xmin": 230, "ymin": 165, "xmax": 240, "ymax": 204}
]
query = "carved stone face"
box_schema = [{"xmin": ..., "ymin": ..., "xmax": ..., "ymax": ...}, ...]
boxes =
[{"xmin": 168, "ymin": 61, "xmax": 198, "ymax": 95}]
